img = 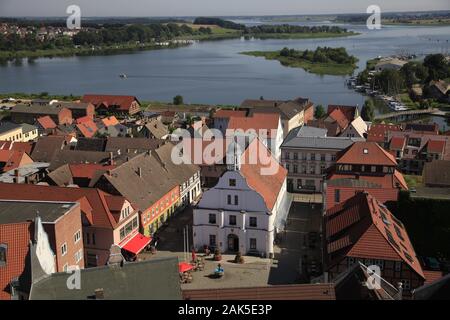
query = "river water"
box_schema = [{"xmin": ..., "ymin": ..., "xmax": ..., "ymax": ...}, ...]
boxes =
[{"xmin": 0, "ymin": 20, "xmax": 449, "ymax": 110}]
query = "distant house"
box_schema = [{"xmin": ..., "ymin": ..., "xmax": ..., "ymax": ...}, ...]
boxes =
[
  {"xmin": 340, "ymin": 116, "xmax": 368, "ymax": 139},
  {"xmin": 227, "ymin": 113, "xmax": 284, "ymax": 161},
  {"xmin": 75, "ymin": 117, "xmax": 98, "ymax": 138},
  {"xmin": 367, "ymin": 123, "xmax": 402, "ymax": 147},
  {"xmin": 55, "ymin": 102, "xmax": 95, "ymax": 119},
  {"xmin": 212, "ymin": 109, "xmax": 247, "ymax": 136},
  {"xmin": 386, "ymin": 131, "xmax": 450, "ymax": 175},
  {"xmin": 20, "ymin": 124, "xmax": 38, "ymax": 142},
  {"xmin": 0, "ymin": 162, "xmax": 49, "ymax": 184},
  {"xmin": 241, "ymin": 97, "xmax": 314, "ymax": 137},
  {"xmin": 11, "ymin": 104, "xmax": 73, "ymax": 125},
  {"xmin": 0, "ymin": 122, "xmax": 23, "ymax": 142},
  {"xmin": 139, "ymin": 118, "xmax": 169, "ymax": 139},
  {"xmin": 35, "ymin": 116, "xmax": 57, "ymax": 136},
  {"xmin": 404, "ymin": 123, "xmax": 439, "ymax": 134},
  {"xmin": 81, "ymin": 94, "xmax": 141, "ymax": 116},
  {"xmin": 428, "ymin": 80, "xmax": 449, "ymax": 103},
  {"xmin": 422, "ymin": 160, "xmax": 450, "ymax": 188},
  {"xmin": 97, "ymin": 123, "xmax": 131, "ymax": 137},
  {"xmin": 47, "ymin": 163, "xmax": 116, "ymax": 187},
  {"xmin": 327, "ymin": 105, "xmax": 359, "ymax": 123},
  {"xmin": 101, "ymin": 116, "xmax": 119, "ymax": 127},
  {"xmin": 324, "ymin": 192, "xmax": 425, "ymax": 297},
  {"xmin": 0, "ymin": 149, "xmax": 34, "ymax": 173},
  {"xmin": 374, "ymin": 58, "xmax": 408, "ymax": 72}
]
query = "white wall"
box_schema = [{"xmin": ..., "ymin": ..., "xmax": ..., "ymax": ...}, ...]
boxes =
[{"xmin": 193, "ymin": 170, "xmax": 283, "ymax": 256}]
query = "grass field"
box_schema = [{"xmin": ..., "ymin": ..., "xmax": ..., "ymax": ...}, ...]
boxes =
[{"xmin": 241, "ymin": 50, "xmax": 358, "ymax": 76}]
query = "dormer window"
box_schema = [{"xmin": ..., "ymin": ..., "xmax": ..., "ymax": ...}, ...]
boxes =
[
  {"xmin": 0, "ymin": 244, "xmax": 7, "ymax": 266},
  {"xmin": 229, "ymin": 179, "xmax": 236, "ymax": 187}
]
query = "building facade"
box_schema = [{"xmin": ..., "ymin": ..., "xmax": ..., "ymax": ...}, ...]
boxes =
[
  {"xmin": 193, "ymin": 138, "xmax": 290, "ymax": 258},
  {"xmin": 281, "ymin": 126, "xmax": 362, "ymax": 193}
]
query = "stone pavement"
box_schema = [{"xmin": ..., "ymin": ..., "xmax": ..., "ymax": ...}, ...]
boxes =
[{"xmin": 138, "ymin": 201, "xmax": 323, "ymax": 289}]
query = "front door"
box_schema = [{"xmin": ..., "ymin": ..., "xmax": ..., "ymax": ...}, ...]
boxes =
[{"xmin": 227, "ymin": 234, "xmax": 239, "ymax": 252}]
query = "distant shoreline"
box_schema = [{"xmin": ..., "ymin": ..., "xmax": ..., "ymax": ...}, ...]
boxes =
[{"xmin": 0, "ymin": 31, "xmax": 358, "ymax": 63}]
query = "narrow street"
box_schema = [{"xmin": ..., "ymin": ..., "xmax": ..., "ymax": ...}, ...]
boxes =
[{"xmin": 269, "ymin": 202, "xmax": 323, "ymax": 284}]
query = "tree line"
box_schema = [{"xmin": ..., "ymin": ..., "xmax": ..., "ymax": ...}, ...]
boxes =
[
  {"xmin": 194, "ymin": 17, "xmax": 350, "ymax": 35},
  {"xmin": 279, "ymin": 46, "xmax": 357, "ymax": 65},
  {"xmin": 0, "ymin": 23, "xmax": 213, "ymax": 52},
  {"xmin": 358, "ymin": 54, "xmax": 450, "ymax": 96}
]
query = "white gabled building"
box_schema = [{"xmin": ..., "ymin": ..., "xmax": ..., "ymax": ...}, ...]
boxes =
[
  {"xmin": 340, "ymin": 116, "xmax": 368, "ymax": 139},
  {"xmin": 193, "ymin": 137, "xmax": 291, "ymax": 258}
]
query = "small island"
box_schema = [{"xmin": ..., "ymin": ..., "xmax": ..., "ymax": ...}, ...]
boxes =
[{"xmin": 241, "ymin": 47, "xmax": 359, "ymax": 76}]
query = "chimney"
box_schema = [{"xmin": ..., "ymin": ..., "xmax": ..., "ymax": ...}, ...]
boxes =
[
  {"xmin": 138, "ymin": 167, "xmax": 142, "ymax": 177},
  {"xmin": 94, "ymin": 288, "xmax": 104, "ymax": 300},
  {"xmin": 109, "ymin": 152, "xmax": 114, "ymax": 165}
]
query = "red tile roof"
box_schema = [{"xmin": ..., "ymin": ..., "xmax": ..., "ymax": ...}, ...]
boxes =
[
  {"xmin": 69, "ymin": 163, "xmax": 116, "ymax": 179},
  {"xmin": 0, "ymin": 141, "xmax": 33, "ymax": 155},
  {"xmin": 337, "ymin": 142, "xmax": 397, "ymax": 166},
  {"xmin": 36, "ymin": 116, "xmax": 57, "ymax": 130},
  {"xmin": 75, "ymin": 116, "xmax": 92, "ymax": 124},
  {"xmin": 101, "ymin": 116, "xmax": 119, "ymax": 127},
  {"xmin": 427, "ymin": 140, "xmax": 446, "ymax": 154},
  {"xmin": 0, "ymin": 183, "xmax": 124, "ymax": 229},
  {"xmin": 423, "ymin": 270, "xmax": 444, "ymax": 285},
  {"xmin": 76, "ymin": 119, "xmax": 98, "ymax": 138},
  {"xmin": 328, "ymin": 109, "xmax": 349, "ymax": 130},
  {"xmin": 213, "ymin": 110, "xmax": 247, "ymax": 119},
  {"xmin": 82, "ymin": 94, "xmax": 138, "ymax": 112},
  {"xmin": 367, "ymin": 124, "xmax": 402, "ymax": 143},
  {"xmin": 327, "ymin": 105, "xmax": 358, "ymax": 122},
  {"xmin": 325, "ymin": 192, "xmax": 424, "ymax": 279},
  {"xmin": 240, "ymin": 138, "xmax": 287, "ymax": 211},
  {"xmin": 227, "ymin": 113, "xmax": 280, "ymax": 138},
  {"xmin": 0, "ymin": 222, "xmax": 32, "ymax": 300},
  {"xmin": 390, "ymin": 136, "xmax": 406, "ymax": 150},
  {"xmin": 0, "ymin": 150, "xmax": 33, "ymax": 173}
]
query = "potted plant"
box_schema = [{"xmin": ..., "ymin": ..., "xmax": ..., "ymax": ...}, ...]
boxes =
[
  {"xmin": 214, "ymin": 248, "xmax": 222, "ymax": 261},
  {"xmin": 234, "ymin": 251, "xmax": 245, "ymax": 264}
]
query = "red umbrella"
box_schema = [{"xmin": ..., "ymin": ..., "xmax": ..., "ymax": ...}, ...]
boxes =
[
  {"xmin": 179, "ymin": 262, "xmax": 194, "ymax": 273},
  {"xmin": 191, "ymin": 249, "xmax": 197, "ymax": 262}
]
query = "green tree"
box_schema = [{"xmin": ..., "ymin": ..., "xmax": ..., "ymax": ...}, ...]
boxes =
[
  {"xmin": 361, "ymin": 99, "xmax": 375, "ymax": 122},
  {"xmin": 314, "ymin": 105, "xmax": 326, "ymax": 119},
  {"xmin": 173, "ymin": 95, "xmax": 184, "ymax": 105}
]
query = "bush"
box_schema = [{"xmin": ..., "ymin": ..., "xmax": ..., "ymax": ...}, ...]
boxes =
[
  {"xmin": 234, "ymin": 251, "xmax": 245, "ymax": 264},
  {"xmin": 214, "ymin": 248, "xmax": 222, "ymax": 261}
]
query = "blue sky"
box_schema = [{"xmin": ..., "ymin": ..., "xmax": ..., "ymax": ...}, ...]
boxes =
[{"xmin": 0, "ymin": 0, "xmax": 449, "ymax": 17}]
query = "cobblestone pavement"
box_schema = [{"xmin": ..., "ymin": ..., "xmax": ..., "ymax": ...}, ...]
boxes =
[
  {"xmin": 138, "ymin": 201, "xmax": 323, "ymax": 289},
  {"xmin": 269, "ymin": 202, "xmax": 323, "ymax": 284}
]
